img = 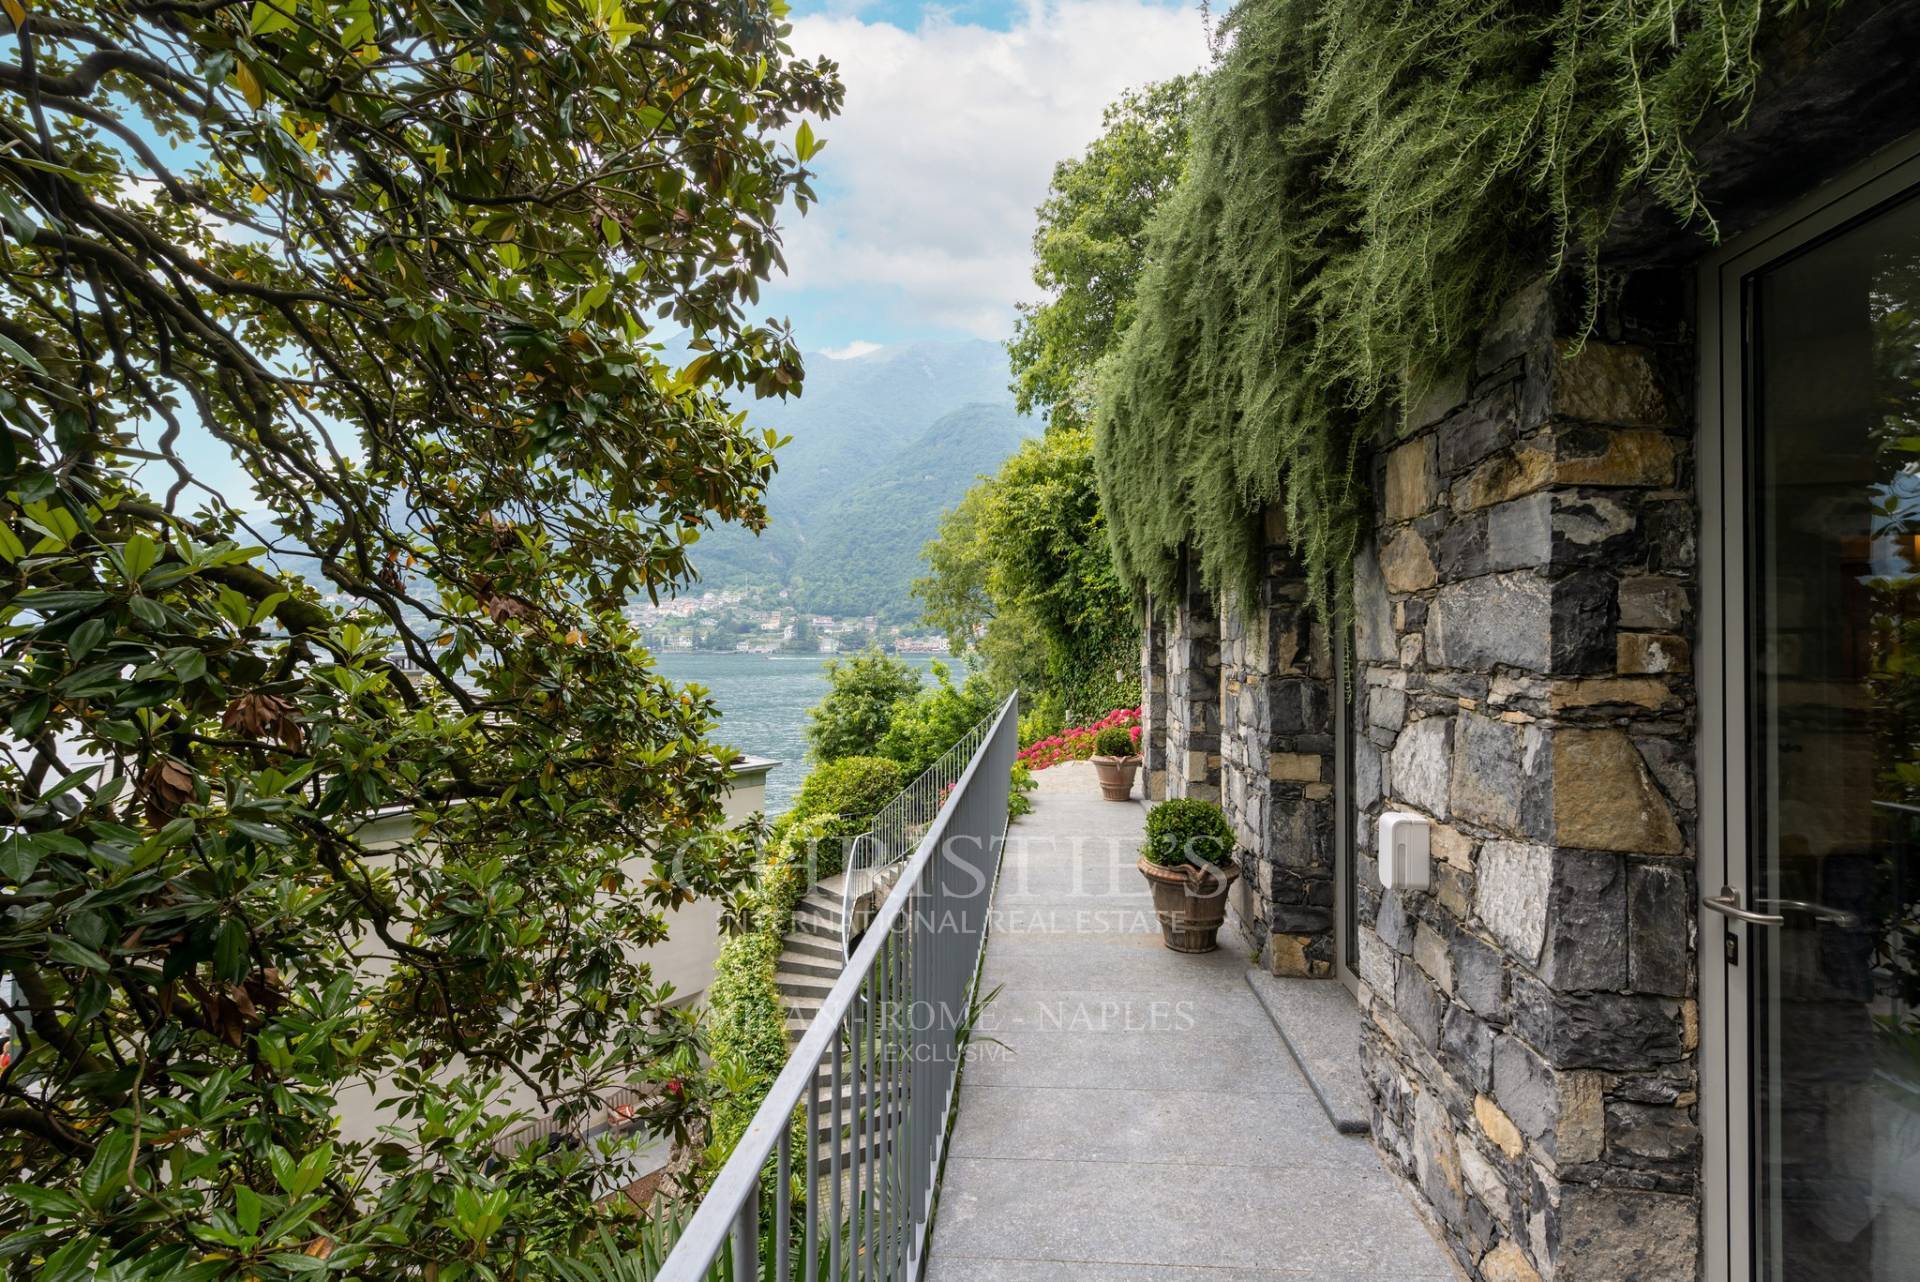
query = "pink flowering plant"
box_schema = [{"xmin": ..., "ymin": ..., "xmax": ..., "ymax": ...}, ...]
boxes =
[{"xmin": 1017, "ymin": 706, "xmax": 1142, "ymax": 770}]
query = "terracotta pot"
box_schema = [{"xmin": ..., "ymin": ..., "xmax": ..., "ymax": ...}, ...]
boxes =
[
  {"xmin": 1137, "ymin": 856, "xmax": 1241, "ymax": 953},
  {"xmin": 1091, "ymin": 754, "xmax": 1142, "ymax": 801}
]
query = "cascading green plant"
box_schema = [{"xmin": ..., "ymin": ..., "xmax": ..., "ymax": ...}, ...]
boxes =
[{"xmin": 1097, "ymin": 0, "xmax": 1838, "ymax": 620}]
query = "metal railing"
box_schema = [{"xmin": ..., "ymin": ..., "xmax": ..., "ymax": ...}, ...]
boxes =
[
  {"xmin": 653, "ymin": 692, "xmax": 1017, "ymax": 1281},
  {"xmin": 839, "ymin": 706, "xmax": 1004, "ymax": 956}
]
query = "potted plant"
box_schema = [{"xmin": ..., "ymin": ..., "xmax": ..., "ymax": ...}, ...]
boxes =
[
  {"xmin": 1090, "ymin": 726, "xmax": 1141, "ymax": 801},
  {"xmin": 1137, "ymin": 798, "xmax": 1240, "ymax": 953}
]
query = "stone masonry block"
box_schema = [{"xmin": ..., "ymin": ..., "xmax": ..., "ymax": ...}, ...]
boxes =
[
  {"xmin": 1540, "ymin": 849, "xmax": 1628, "ymax": 991},
  {"xmin": 1438, "ymin": 381, "xmax": 1522, "ymax": 476},
  {"xmin": 1451, "ymin": 710, "xmax": 1550, "ymax": 840},
  {"xmin": 1554, "ymin": 1187, "xmax": 1698, "ymax": 1282},
  {"xmin": 1391, "ymin": 715, "xmax": 1454, "ymax": 819},
  {"xmin": 1430, "ymin": 518, "xmax": 1485, "ymax": 592},
  {"xmin": 1428, "ymin": 573, "xmax": 1551, "ymax": 673},
  {"xmin": 1550, "ymin": 342, "xmax": 1674, "ymax": 429},
  {"xmin": 1549, "ymin": 570, "xmax": 1618, "ymax": 675},
  {"xmin": 1553, "ymin": 426, "xmax": 1679, "ymax": 486},
  {"xmin": 1551, "ymin": 493, "xmax": 1638, "ymax": 566},
  {"xmin": 1475, "ymin": 840, "xmax": 1552, "ymax": 964},
  {"xmin": 1442, "ymin": 1005, "xmax": 1495, "ymax": 1091},
  {"xmin": 1454, "ymin": 443, "xmax": 1553, "ymax": 511},
  {"xmin": 1617, "ymin": 631, "xmax": 1691, "ymax": 674},
  {"xmin": 1451, "ymin": 929, "xmax": 1507, "ymax": 1018},
  {"xmin": 1486, "ymin": 493, "xmax": 1551, "ymax": 571},
  {"xmin": 1552, "ymin": 729, "xmax": 1682, "ymax": 855},
  {"xmin": 1617, "ymin": 575, "xmax": 1688, "ymax": 630},
  {"xmin": 1627, "ymin": 861, "xmax": 1692, "ymax": 997},
  {"xmin": 1509, "ymin": 973, "xmax": 1686, "ymax": 1071},
  {"xmin": 1382, "ymin": 527, "xmax": 1439, "ymax": 592},
  {"xmin": 1386, "ymin": 436, "xmax": 1438, "ymax": 522}
]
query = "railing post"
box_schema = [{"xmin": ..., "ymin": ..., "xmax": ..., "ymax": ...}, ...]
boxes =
[{"xmin": 731, "ymin": 1193, "xmax": 758, "ymax": 1279}]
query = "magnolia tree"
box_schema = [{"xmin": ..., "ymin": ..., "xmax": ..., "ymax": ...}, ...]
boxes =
[{"xmin": 0, "ymin": 0, "xmax": 839, "ymax": 1276}]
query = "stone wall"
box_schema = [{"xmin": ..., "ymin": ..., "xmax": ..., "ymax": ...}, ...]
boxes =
[
  {"xmin": 1164, "ymin": 559, "xmax": 1222, "ymax": 804},
  {"xmin": 1220, "ymin": 511, "xmax": 1337, "ymax": 976},
  {"xmin": 1139, "ymin": 596, "xmax": 1169, "ymax": 802},
  {"xmin": 1351, "ymin": 279, "xmax": 1702, "ymax": 1282}
]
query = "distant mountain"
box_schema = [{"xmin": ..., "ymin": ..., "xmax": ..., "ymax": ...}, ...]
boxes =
[{"xmin": 688, "ymin": 340, "xmax": 1034, "ymax": 621}]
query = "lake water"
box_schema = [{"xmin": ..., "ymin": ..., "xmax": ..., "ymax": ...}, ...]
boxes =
[{"xmin": 652, "ymin": 650, "xmax": 951, "ymax": 812}]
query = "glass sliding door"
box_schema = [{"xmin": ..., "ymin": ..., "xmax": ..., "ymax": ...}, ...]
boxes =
[{"xmin": 1707, "ymin": 153, "xmax": 1920, "ymax": 1281}]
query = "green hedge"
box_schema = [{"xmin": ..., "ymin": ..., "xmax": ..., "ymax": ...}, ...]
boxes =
[
  {"xmin": 704, "ymin": 814, "xmax": 837, "ymax": 1164},
  {"xmin": 788, "ymin": 755, "xmax": 907, "ymax": 826}
]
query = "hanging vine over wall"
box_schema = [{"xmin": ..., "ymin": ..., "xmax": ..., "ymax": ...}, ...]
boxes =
[{"xmin": 1096, "ymin": 0, "xmax": 1840, "ymax": 615}]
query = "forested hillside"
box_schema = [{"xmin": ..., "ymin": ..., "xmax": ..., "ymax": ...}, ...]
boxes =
[{"xmin": 689, "ymin": 340, "xmax": 1033, "ymax": 619}]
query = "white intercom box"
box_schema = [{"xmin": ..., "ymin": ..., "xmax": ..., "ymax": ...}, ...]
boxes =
[{"xmin": 1378, "ymin": 811, "xmax": 1431, "ymax": 891}]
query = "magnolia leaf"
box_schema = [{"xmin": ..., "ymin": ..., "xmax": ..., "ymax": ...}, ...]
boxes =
[
  {"xmin": 794, "ymin": 120, "xmax": 822, "ymax": 162},
  {"xmin": 121, "ymin": 532, "xmax": 161, "ymax": 582},
  {"xmin": 50, "ymin": 936, "xmax": 110, "ymax": 972},
  {"xmin": 79, "ymin": 1129, "xmax": 133, "ymax": 1208},
  {"xmin": 249, "ymin": 0, "xmax": 295, "ymax": 34},
  {"xmin": 0, "ymin": 834, "xmax": 38, "ymax": 883},
  {"xmin": 0, "ymin": 332, "xmax": 46, "ymax": 377},
  {"xmin": 234, "ymin": 61, "xmax": 266, "ymax": 110}
]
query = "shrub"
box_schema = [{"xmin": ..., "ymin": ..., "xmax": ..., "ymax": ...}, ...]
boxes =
[
  {"xmin": 783, "ymin": 755, "xmax": 907, "ymax": 876},
  {"xmin": 1143, "ymin": 798, "xmax": 1236, "ymax": 868},
  {"xmin": 1093, "ymin": 726, "xmax": 1136, "ymax": 757},
  {"xmin": 789, "ymin": 755, "xmax": 907, "ymax": 827},
  {"xmin": 1009, "ymin": 761, "xmax": 1038, "ymax": 820}
]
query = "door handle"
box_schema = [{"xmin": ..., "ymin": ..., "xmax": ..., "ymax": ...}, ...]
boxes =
[
  {"xmin": 1703, "ymin": 885, "xmax": 1785, "ymax": 926},
  {"xmin": 1755, "ymin": 897, "xmax": 1858, "ymax": 927}
]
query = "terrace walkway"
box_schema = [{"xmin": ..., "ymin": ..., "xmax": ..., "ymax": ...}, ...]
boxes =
[{"xmin": 924, "ymin": 762, "xmax": 1460, "ymax": 1282}]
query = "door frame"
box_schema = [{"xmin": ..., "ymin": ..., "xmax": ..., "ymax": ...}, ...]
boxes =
[
  {"xmin": 1333, "ymin": 625, "xmax": 1360, "ymax": 996},
  {"xmin": 1697, "ymin": 130, "xmax": 1920, "ymax": 1282}
]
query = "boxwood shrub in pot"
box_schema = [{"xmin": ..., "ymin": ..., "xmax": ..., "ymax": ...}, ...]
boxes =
[
  {"xmin": 1138, "ymin": 798, "xmax": 1240, "ymax": 952},
  {"xmin": 1091, "ymin": 725, "xmax": 1141, "ymax": 801}
]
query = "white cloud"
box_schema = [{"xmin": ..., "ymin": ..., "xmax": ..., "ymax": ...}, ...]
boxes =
[
  {"xmin": 779, "ymin": 1, "xmax": 1211, "ymax": 340},
  {"xmin": 821, "ymin": 339, "xmax": 885, "ymax": 359}
]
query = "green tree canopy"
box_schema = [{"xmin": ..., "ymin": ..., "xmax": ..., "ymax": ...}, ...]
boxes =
[
  {"xmin": 804, "ymin": 647, "xmax": 921, "ymax": 763},
  {"xmin": 915, "ymin": 428, "xmax": 1137, "ymax": 720},
  {"xmin": 1006, "ymin": 75, "xmax": 1197, "ymax": 431},
  {"xmin": 0, "ymin": 0, "xmax": 840, "ymax": 1276},
  {"xmin": 874, "ymin": 662, "xmax": 997, "ymax": 778}
]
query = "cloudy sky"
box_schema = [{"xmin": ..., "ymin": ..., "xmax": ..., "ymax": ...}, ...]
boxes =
[
  {"xmin": 114, "ymin": 1, "xmax": 1210, "ymax": 503},
  {"xmin": 771, "ymin": 0, "xmax": 1212, "ymax": 355}
]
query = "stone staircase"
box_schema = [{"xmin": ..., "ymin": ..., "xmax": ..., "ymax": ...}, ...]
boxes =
[
  {"xmin": 776, "ymin": 872, "xmax": 849, "ymax": 1043},
  {"xmin": 775, "ymin": 873, "xmax": 908, "ymax": 1176}
]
